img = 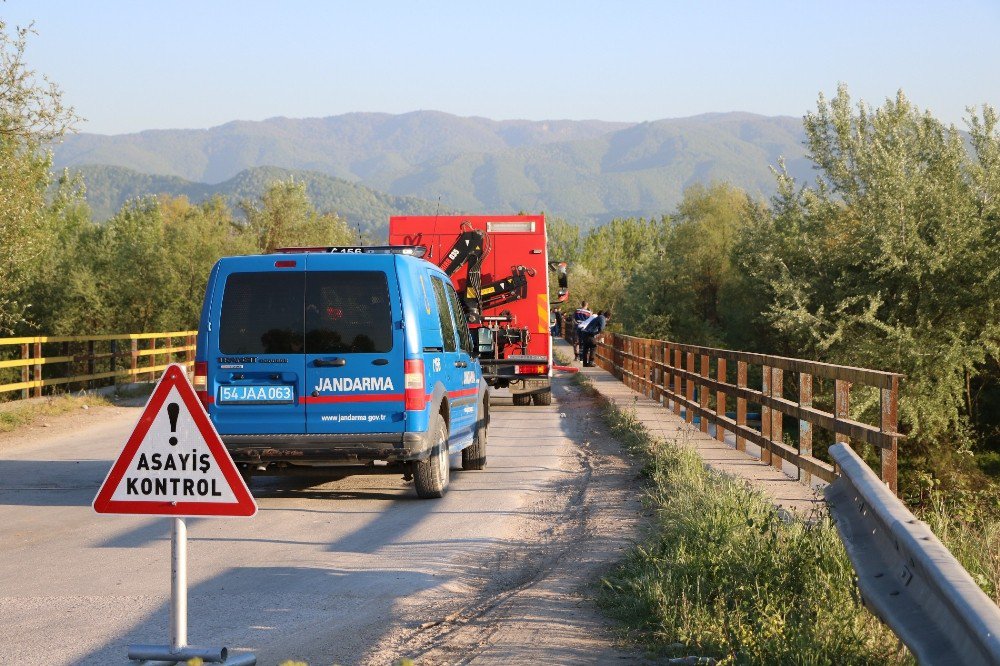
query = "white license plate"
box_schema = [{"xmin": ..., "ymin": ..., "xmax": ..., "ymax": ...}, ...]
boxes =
[{"xmin": 218, "ymin": 385, "xmax": 294, "ymax": 404}]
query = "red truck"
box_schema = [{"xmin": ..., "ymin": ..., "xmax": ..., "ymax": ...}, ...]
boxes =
[{"xmin": 389, "ymin": 214, "xmax": 567, "ymax": 406}]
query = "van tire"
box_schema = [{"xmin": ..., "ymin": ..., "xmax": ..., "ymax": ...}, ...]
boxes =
[
  {"xmin": 414, "ymin": 416, "xmax": 450, "ymax": 498},
  {"xmin": 462, "ymin": 401, "xmax": 488, "ymax": 470},
  {"xmin": 533, "ymin": 390, "xmax": 553, "ymax": 406},
  {"xmin": 512, "ymin": 393, "xmax": 531, "ymax": 406}
]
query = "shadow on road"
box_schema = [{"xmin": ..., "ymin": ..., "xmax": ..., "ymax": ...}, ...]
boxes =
[{"xmin": 0, "ymin": 459, "xmax": 110, "ymax": 506}]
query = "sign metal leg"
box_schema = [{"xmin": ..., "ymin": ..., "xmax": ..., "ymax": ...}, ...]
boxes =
[{"xmin": 171, "ymin": 516, "xmax": 187, "ymax": 651}]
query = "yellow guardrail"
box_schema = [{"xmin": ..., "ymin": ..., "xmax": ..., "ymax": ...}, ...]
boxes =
[{"xmin": 0, "ymin": 331, "xmax": 197, "ymax": 399}]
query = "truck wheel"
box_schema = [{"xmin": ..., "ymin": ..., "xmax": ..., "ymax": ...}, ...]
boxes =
[
  {"xmin": 533, "ymin": 390, "xmax": 553, "ymax": 406},
  {"xmin": 462, "ymin": 401, "xmax": 488, "ymax": 470},
  {"xmin": 512, "ymin": 393, "xmax": 531, "ymax": 406},
  {"xmin": 414, "ymin": 415, "xmax": 450, "ymax": 498}
]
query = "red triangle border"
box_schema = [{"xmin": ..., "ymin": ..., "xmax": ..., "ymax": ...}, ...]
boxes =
[{"xmin": 93, "ymin": 364, "xmax": 257, "ymax": 517}]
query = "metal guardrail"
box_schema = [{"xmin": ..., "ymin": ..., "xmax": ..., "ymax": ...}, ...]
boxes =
[
  {"xmin": 826, "ymin": 443, "xmax": 1000, "ymax": 665},
  {"xmin": 594, "ymin": 332, "xmax": 903, "ymax": 491},
  {"xmin": 0, "ymin": 331, "xmax": 197, "ymax": 399}
]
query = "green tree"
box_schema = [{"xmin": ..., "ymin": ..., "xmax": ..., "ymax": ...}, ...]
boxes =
[
  {"xmin": 734, "ymin": 85, "xmax": 1000, "ymax": 483},
  {"xmin": 0, "ymin": 20, "xmax": 79, "ymax": 332},
  {"xmin": 619, "ymin": 183, "xmax": 751, "ymax": 345},
  {"xmin": 569, "ymin": 216, "xmax": 667, "ymax": 316},
  {"xmin": 159, "ymin": 195, "xmax": 255, "ymax": 328},
  {"xmin": 240, "ymin": 179, "xmax": 353, "ymax": 252}
]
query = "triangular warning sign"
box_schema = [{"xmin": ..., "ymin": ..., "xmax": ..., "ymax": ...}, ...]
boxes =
[{"xmin": 93, "ymin": 364, "xmax": 257, "ymax": 517}]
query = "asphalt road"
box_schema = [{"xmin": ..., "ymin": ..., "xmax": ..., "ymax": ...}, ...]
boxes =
[{"xmin": 0, "ymin": 379, "xmax": 642, "ymax": 665}]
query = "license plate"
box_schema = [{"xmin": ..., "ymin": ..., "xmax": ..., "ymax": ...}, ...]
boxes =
[{"xmin": 218, "ymin": 385, "xmax": 294, "ymax": 404}]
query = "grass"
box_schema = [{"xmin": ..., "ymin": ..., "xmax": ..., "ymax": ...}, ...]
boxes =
[
  {"xmin": 589, "ymin": 386, "xmax": 910, "ymax": 664},
  {"xmin": 0, "ymin": 392, "xmax": 113, "ymax": 433}
]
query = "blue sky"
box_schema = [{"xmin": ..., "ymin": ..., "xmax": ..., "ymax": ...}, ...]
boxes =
[{"xmin": 5, "ymin": 0, "xmax": 999, "ymax": 135}]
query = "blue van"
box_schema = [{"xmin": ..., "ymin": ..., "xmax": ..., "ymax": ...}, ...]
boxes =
[{"xmin": 193, "ymin": 246, "xmax": 489, "ymax": 498}]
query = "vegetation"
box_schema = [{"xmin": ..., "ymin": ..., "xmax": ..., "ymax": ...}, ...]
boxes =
[
  {"xmin": 70, "ymin": 164, "xmax": 444, "ymax": 236},
  {"xmin": 555, "ymin": 86, "xmax": 1000, "ymax": 508},
  {"xmin": 0, "ymin": 392, "xmax": 111, "ymax": 433},
  {"xmin": 0, "ymin": 19, "xmax": 79, "ymax": 333},
  {"xmin": 594, "ymin": 395, "xmax": 907, "ymax": 664}
]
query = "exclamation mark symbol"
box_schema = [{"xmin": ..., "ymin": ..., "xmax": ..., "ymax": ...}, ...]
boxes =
[{"xmin": 167, "ymin": 402, "xmax": 179, "ymax": 446}]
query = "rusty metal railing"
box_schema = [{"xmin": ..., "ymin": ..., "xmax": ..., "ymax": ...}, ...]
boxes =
[
  {"xmin": 0, "ymin": 331, "xmax": 197, "ymax": 399},
  {"xmin": 595, "ymin": 332, "xmax": 902, "ymax": 492}
]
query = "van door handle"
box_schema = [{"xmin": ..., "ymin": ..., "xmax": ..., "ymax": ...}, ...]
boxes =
[
  {"xmin": 454, "ymin": 361, "xmax": 468, "ymax": 368},
  {"xmin": 315, "ymin": 358, "xmax": 347, "ymax": 367}
]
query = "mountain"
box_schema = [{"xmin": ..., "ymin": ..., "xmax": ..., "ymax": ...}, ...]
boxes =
[
  {"xmin": 53, "ymin": 111, "xmax": 812, "ymax": 225},
  {"xmin": 71, "ymin": 165, "xmax": 445, "ymax": 235}
]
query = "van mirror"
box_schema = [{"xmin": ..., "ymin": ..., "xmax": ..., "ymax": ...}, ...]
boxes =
[{"xmin": 475, "ymin": 327, "xmax": 495, "ymax": 357}]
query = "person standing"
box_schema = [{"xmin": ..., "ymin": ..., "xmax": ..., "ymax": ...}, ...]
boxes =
[
  {"xmin": 572, "ymin": 301, "xmax": 591, "ymax": 361},
  {"xmin": 579, "ymin": 309, "xmax": 607, "ymax": 367},
  {"xmin": 551, "ymin": 307, "xmax": 564, "ymax": 337}
]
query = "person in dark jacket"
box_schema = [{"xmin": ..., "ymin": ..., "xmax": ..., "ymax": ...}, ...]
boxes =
[
  {"xmin": 571, "ymin": 300, "xmax": 591, "ymax": 360},
  {"xmin": 551, "ymin": 308, "xmax": 564, "ymax": 337},
  {"xmin": 579, "ymin": 309, "xmax": 608, "ymax": 367}
]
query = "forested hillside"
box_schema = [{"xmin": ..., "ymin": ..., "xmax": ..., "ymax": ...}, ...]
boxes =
[
  {"xmin": 51, "ymin": 111, "xmax": 812, "ymax": 225},
  {"xmin": 69, "ymin": 164, "xmax": 445, "ymax": 234}
]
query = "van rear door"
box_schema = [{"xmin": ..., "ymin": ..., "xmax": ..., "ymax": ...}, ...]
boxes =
[
  {"xmin": 209, "ymin": 258, "xmax": 307, "ymax": 435},
  {"xmin": 303, "ymin": 255, "xmax": 406, "ymax": 435}
]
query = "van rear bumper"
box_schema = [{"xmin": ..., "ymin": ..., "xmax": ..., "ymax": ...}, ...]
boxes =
[{"xmin": 221, "ymin": 432, "xmax": 433, "ymax": 463}]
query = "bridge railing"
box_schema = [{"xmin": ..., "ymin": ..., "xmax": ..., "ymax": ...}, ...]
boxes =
[
  {"xmin": 0, "ymin": 331, "xmax": 197, "ymax": 400},
  {"xmin": 595, "ymin": 332, "xmax": 902, "ymax": 492}
]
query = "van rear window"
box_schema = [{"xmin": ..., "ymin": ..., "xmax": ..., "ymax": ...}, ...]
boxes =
[
  {"xmin": 306, "ymin": 271, "xmax": 392, "ymax": 353},
  {"xmin": 219, "ymin": 271, "xmax": 393, "ymax": 355},
  {"xmin": 219, "ymin": 272, "xmax": 305, "ymax": 354}
]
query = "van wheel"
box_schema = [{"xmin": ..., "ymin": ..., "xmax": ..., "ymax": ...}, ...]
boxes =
[
  {"xmin": 512, "ymin": 393, "xmax": 531, "ymax": 406},
  {"xmin": 414, "ymin": 416, "xmax": 450, "ymax": 498},
  {"xmin": 462, "ymin": 401, "xmax": 488, "ymax": 470},
  {"xmin": 533, "ymin": 390, "xmax": 553, "ymax": 406}
]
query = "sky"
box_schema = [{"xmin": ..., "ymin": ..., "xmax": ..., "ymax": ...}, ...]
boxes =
[{"xmin": 5, "ymin": 0, "xmax": 999, "ymax": 135}]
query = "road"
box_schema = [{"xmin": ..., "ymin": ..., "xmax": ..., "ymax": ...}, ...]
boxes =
[{"xmin": 0, "ymin": 376, "xmax": 643, "ymax": 665}]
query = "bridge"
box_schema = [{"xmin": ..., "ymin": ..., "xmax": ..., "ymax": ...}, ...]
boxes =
[{"xmin": 1, "ymin": 330, "xmax": 998, "ymax": 664}]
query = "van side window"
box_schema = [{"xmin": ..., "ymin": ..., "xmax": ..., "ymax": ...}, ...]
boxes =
[
  {"xmin": 220, "ymin": 272, "xmax": 305, "ymax": 354},
  {"xmin": 446, "ymin": 286, "xmax": 474, "ymax": 354},
  {"xmin": 430, "ymin": 277, "xmax": 458, "ymax": 353},
  {"xmin": 306, "ymin": 271, "xmax": 392, "ymax": 353}
]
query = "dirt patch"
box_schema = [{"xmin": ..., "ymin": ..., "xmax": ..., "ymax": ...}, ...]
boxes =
[
  {"xmin": 0, "ymin": 393, "xmax": 147, "ymax": 454},
  {"xmin": 365, "ymin": 377, "xmax": 652, "ymax": 665}
]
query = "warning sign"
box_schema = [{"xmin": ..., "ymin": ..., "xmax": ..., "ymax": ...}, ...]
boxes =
[{"xmin": 93, "ymin": 364, "xmax": 257, "ymax": 517}]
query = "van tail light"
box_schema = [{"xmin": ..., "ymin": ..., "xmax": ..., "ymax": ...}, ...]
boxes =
[
  {"xmin": 404, "ymin": 359, "xmax": 426, "ymax": 410},
  {"xmin": 514, "ymin": 364, "xmax": 548, "ymax": 375},
  {"xmin": 194, "ymin": 361, "xmax": 209, "ymax": 407}
]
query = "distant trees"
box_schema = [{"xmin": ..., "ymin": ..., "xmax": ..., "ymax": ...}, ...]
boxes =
[{"xmin": 10, "ymin": 182, "xmax": 356, "ymax": 336}]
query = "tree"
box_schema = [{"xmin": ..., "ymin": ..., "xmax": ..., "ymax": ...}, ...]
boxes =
[
  {"xmin": 619, "ymin": 183, "xmax": 752, "ymax": 345},
  {"xmin": 239, "ymin": 180, "xmax": 353, "ymax": 253},
  {"xmin": 159, "ymin": 195, "xmax": 255, "ymax": 328},
  {"xmin": 569, "ymin": 216, "xmax": 667, "ymax": 316},
  {"xmin": 734, "ymin": 85, "xmax": 1000, "ymax": 483},
  {"xmin": 0, "ymin": 20, "xmax": 79, "ymax": 332}
]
